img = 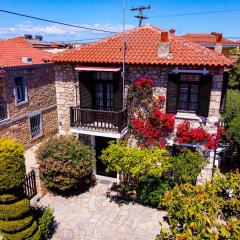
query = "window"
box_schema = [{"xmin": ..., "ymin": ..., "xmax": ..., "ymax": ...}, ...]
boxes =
[
  {"xmin": 94, "ymin": 72, "xmax": 114, "ymax": 111},
  {"xmin": 14, "ymin": 77, "xmax": 27, "ymax": 104},
  {"xmin": 178, "ymin": 74, "xmax": 200, "ymax": 112},
  {"xmin": 29, "ymin": 113, "xmax": 42, "ymax": 139},
  {"xmin": 166, "ymin": 73, "xmax": 212, "ymax": 116}
]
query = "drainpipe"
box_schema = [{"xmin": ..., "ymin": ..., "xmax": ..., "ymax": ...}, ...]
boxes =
[
  {"xmin": 71, "ymin": 64, "xmax": 78, "ymax": 107},
  {"xmin": 122, "ymin": 0, "xmax": 126, "ymax": 110}
]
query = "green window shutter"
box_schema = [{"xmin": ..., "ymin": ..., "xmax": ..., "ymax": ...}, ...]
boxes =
[
  {"xmin": 198, "ymin": 75, "xmax": 212, "ymax": 117},
  {"xmin": 113, "ymin": 71, "xmax": 123, "ymax": 111},
  {"xmin": 220, "ymin": 72, "xmax": 228, "ymax": 113},
  {"xmin": 166, "ymin": 74, "xmax": 180, "ymax": 113},
  {"xmin": 79, "ymin": 72, "xmax": 94, "ymax": 109}
]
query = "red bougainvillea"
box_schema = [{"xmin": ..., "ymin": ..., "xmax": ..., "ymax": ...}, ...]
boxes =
[
  {"xmin": 133, "ymin": 77, "xmax": 154, "ymax": 87},
  {"xmin": 130, "ymin": 81, "xmax": 175, "ymax": 148},
  {"xmin": 175, "ymin": 120, "xmax": 223, "ymax": 149}
]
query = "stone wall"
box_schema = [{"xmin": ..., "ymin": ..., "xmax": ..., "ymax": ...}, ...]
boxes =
[
  {"xmin": 0, "ymin": 107, "xmax": 58, "ymax": 149},
  {"xmin": 54, "ymin": 64, "xmax": 77, "ymax": 134},
  {"xmin": 0, "ymin": 64, "xmax": 58, "ymax": 149}
]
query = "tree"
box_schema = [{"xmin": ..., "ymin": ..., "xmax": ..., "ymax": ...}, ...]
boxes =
[
  {"xmin": 0, "ymin": 138, "xmax": 40, "ymax": 240},
  {"xmin": 228, "ymin": 48, "xmax": 240, "ymax": 89}
]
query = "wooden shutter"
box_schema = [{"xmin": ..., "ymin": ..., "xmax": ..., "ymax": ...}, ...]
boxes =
[
  {"xmin": 166, "ymin": 74, "xmax": 180, "ymax": 113},
  {"xmin": 197, "ymin": 75, "xmax": 212, "ymax": 117},
  {"xmin": 113, "ymin": 71, "xmax": 123, "ymax": 111},
  {"xmin": 79, "ymin": 72, "xmax": 94, "ymax": 109},
  {"xmin": 220, "ymin": 72, "xmax": 228, "ymax": 113}
]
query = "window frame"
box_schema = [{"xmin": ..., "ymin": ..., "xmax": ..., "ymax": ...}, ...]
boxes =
[
  {"xmin": 94, "ymin": 71, "xmax": 114, "ymax": 111},
  {"xmin": 13, "ymin": 76, "xmax": 28, "ymax": 105},
  {"xmin": 177, "ymin": 74, "xmax": 201, "ymax": 113},
  {"xmin": 28, "ymin": 111, "xmax": 43, "ymax": 140}
]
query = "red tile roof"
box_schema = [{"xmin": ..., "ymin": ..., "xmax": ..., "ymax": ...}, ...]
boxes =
[
  {"xmin": 182, "ymin": 33, "xmax": 235, "ymax": 45},
  {"xmin": 51, "ymin": 25, "xmax": 233, "ymax": 67},
  {"xmin": 0, "ymin": 39, "xmax": 53, "ymax": 68}
]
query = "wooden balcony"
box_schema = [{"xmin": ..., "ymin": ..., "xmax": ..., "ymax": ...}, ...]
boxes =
[
  {"xmin": 0, "ymin": 102, "xmax": 7, "ymax": 122},
  {"xmin": 70, "ymin": 107, "xmax": 128, "ymax": 133}
]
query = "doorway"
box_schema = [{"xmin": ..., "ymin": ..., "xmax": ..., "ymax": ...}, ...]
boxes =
[{"xmin": 95, "ymin": 136, "xmax": 117, "ymax": 178}]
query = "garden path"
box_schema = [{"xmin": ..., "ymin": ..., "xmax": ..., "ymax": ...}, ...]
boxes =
[{"xmin": 38, "ymin": 177, "xmax": 168, "ymax": 240}]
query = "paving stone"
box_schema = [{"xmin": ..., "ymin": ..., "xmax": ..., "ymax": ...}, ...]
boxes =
[{"xmin": 38, "ymin": 180, "xmax": 168, "ymax": 240}]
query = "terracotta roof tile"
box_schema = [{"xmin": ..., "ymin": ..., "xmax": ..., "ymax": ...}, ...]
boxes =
[
  {"xmin": 0, "ymin": 39, "xmax": 53, "ymax": 68},
  {"xmin": 51, "ymin": 25, "xmax": 233, "ymax": 67},
  {"xmin": 182, "ymin": 33, "xmax": 235, "ymax": 45}
]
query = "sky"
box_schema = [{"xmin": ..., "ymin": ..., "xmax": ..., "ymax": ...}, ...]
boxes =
[{"xmin": 0, "ymin": 0, "xmax": 240, "ymax": 42}]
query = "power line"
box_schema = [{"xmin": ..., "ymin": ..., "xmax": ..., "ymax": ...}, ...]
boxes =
[
  {"xmin": 0, "ymin": 9, "xmax": 119, "ymax": 34},
  {"xmin": 151, "ymin": 8, "xmax": 240, "ymax": 18}
]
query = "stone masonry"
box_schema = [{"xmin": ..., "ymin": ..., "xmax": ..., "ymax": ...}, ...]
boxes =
[{"xmin": 0, "ymin": 64, "xmax": 58, "ymax": 149}]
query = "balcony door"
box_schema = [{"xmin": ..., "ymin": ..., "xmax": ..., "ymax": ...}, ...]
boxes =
[{"xmin": 94, "ymin": 72, "xmax": 114, "ymax": 111}]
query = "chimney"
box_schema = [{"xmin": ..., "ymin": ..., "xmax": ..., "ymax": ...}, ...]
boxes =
[
  {"xmin": 212, "ymin": 32, "xmax": 223, "ymax": 54},
  {"xmin": 24, "ymin": 34, "xmax": 32, "ymax": 40},
  {"xmin": 169, "ymin": 28, "xmax": 176, "ymax": 35},
  {"xmin": 157, "ymin": 31, "xmax": 172, "ymax": 58}
]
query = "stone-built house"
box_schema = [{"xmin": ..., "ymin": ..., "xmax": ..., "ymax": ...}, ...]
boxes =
[
  {"xmin": 50, "ymin": 25, "xmax": 233, "ymax": 181},
  {"xmin": 182, "ymin": 32, "xmax": 238, "ymax": 58},
  {"xmin": 0, "ymin": 39, "xmax": 58, "ymax": 148}
]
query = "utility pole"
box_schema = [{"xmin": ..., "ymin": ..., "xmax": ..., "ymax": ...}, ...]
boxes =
[{"xmin": 130, "ymin": 5, "xmax": 150, "ymax": 27}]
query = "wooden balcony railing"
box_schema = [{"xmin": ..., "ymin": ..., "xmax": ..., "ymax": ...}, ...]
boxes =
[
  {"xmin": 70, "ymin": 107, "xmax": 128, "ymax": 132},
  {"xmin": 0, "ymin": 102, "xmax": 7, "ymax": 122}
]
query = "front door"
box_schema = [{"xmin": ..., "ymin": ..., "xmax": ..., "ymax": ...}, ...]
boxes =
[{"xmin": 95, "ymin": 136, "xmax": 117, "ymax": 177}]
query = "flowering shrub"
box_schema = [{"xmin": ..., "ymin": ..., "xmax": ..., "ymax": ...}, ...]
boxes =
[
  {"xmin": 128, "ymin": 77, "xmax": 154, "ymax": 102},
  {"xmin": 128, "ymin": 77, "xmax": 175, "ymax": 148},
  {"xmin": 157, "ymin": 172, "xmax": 240, "ymax": 240},
  {"xmin": 175, "ymin": 120, "xmax": 222, "ymax": 149}
]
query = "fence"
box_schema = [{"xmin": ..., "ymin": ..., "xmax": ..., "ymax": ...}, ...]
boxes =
[{"xmin": 23, "ymin": 170, "xmax": 37, "ymax": 199}]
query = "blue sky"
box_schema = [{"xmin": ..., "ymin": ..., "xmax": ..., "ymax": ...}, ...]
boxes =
[{"xmin": 0, "ymin": 0, "xmax": 239, "ymax": 42}]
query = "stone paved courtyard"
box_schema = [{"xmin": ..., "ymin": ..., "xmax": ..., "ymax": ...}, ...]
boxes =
[{"xmin": 38, "ymin": 178, "xmax": 168, "ymax": 240}]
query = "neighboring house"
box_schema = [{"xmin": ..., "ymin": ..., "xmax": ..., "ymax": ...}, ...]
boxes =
[
  {"xmin": 50, "ymin": 24, "xmax": 233, "ymax": 181},
  {"xmin": 0, "ymin": 39, "xmax": 58, "ymax": 148},
  {"xmin": 182, "ymin": 32, "xmax": 238, "ymax": 58},
  {"xmin": 9, "ymin": 35, "xmax": 69, "ymax": 54}
]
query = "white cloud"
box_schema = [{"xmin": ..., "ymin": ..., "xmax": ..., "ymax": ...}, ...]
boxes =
[{"xmin": 0, "ymin": 22, "xmax": 134, "ymax": 41}]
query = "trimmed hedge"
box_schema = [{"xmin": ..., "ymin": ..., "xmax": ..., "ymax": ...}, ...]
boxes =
[
  {"xmin": 0, "ymin": 198, "xmax": 30, "ymax": 220},
  {"xmin": 0, "ymin": 215, "xmax": 33, "ymax": 232},
  {"xmin": 0, "ymin": 190, "xmax": 24, "ymax": 203},
  {"xmin": 0, "ymin": 138, "xmax": 25, "ymax": 191},
  {"xmin": 36, "ymin": 135, "xmax": 93, "ymax": 191},
  {"xmin": 2, "ymin": 220, "xmax": 38, "ymax": 240},
  {"xmin": 0, "ymin": 138, "xmax": 41, "ymax": 240}
]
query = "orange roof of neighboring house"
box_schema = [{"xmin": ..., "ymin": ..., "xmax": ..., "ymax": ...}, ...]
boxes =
[
  {"xmin": 51, "ymin": 25, "xmax": 233, "ymax": 67},
  {"xmin": 0, "ymin": 39, "xmax": 53, "ymax": 68},
  {"xmin": 182, "ymin": 33, "xmax": 235, "ymax": 45}
]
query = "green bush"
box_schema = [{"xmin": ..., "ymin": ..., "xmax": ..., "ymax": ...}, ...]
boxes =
[
  {"xmin": 0, "ymin": 138, "xmax": 25, "ymax": 191},
  {"xmin": 157, "ymin": 172, "xmax": 240, "ymax": 240},
  {"xmin": 172, "ymin": 149, "xmax": 206, "ymax": 184},
  {"xmin": 0, "ymin": 138, "xmax": 40, "ymax": 240},
  {"xmin": 101, "ymin": 140, "xmax": 171, "ymax": 177},
  {"xmin": 222, "ymin": 90, "xmax": 240, "ymax": 126},
  {"xmin": 39, "ymin": 208, "xmax": 54, "ymax": 240},
  {"xmin": 138, "ymin": 175, "xmax": 174, "ymax": 207},
  {"xmin": 2, "ymin": 220, "xmax": 38, "ymax": 240},
  {"xmin": 228, "ymin": 116, "xmax": 240, "ymax": 147},
  {"xmin": 0, "ymin": 215, "xmax": 33, "ymax": 232},
  {"xmin": 36, "ymin": 135, "xmax": 93, "ymax": 191}
]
